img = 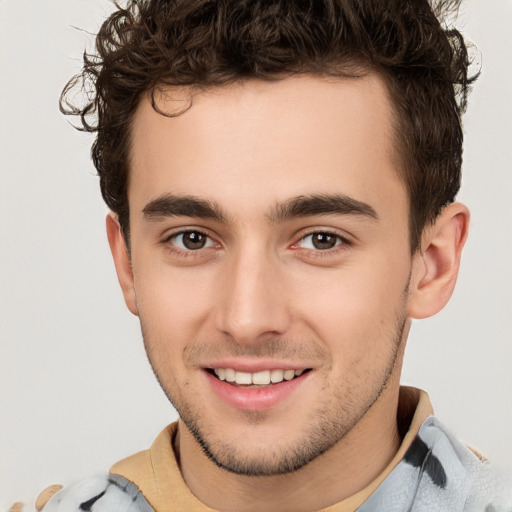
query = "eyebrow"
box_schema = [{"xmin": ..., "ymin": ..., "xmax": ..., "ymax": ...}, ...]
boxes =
[
  {"xmin": 268, "ymin": 194, "xmax": 378, "ymax": 222},
  {"xmin": 143, "ymin": 194, "xmax": 228, "ymax": 222},
  {"xmin": 142, "ymin": 193, "xmax": 378, "ymax": 224}
]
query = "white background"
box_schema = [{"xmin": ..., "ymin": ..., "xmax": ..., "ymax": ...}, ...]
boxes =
[{"xmin": 1, "ymin": 0, "xmax": 511, "ymax": 508}]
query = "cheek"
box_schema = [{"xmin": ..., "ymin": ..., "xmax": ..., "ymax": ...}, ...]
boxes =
[
  {"xmin": 133, "ymin": 260, "xmax": 218, "ymax": 346},
  {"xmin": 294, "ymin": 253, "xmax": 410, "ymax": 354}
]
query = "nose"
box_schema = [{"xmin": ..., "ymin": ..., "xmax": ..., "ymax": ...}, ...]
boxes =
[{"xmin": 214, "ymin": 245, "xmax": 291, "ymax": 345}]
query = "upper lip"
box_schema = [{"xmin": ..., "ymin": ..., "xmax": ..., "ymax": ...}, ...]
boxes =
[{"xmin": 202, "ymin": 359, "xmax": 313, "ymax": 373}]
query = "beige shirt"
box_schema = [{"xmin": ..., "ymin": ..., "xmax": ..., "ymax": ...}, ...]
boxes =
[{"xmin": 110, "ymin": 387, "xmax": 434, "ymax": 512}]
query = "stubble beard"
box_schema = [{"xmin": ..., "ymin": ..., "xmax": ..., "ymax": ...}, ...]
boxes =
[{"xmin": 141, "ymin": 306, "xmax": 408, "ymax": 477}]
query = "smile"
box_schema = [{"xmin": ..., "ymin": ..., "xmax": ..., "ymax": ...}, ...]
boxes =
[
  {"xmin": 205, "ymin": 367, "xmax": 312, "ymax": 411},
  {"xmin": 210, "ymin": 368, "xmax": 309, "ymax": 386}
]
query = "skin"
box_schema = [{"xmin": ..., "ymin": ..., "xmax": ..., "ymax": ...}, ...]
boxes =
[{"xmin": 107, "ymin": 74, "xmax": 469, "ymax": 511}]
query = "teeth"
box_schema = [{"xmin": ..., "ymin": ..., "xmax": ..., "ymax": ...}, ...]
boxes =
[
  {"xmin": 252, "ymin": 370, "xmax": 271, "ymax": 385},
  {"xmin": 212, "ymin": 368, "xmax": 307, "ymax": 385},
  {"xmin": 283, "ymin": 369, "xmax": 295, "ymax": 381},
  {"xmin": 215, "ymin": 368, "xmax": 226, "ymax": 381},
  {"xmin": 235, "ymin": 371, "xmax": 252, "ymax": 385},
  {"xmin": 270, "ymin": 369, "xmax": 284, "ymax": 383},
  {"xmin": 224, "ymin": 368, "xmax": 236, "ymax": 383}
]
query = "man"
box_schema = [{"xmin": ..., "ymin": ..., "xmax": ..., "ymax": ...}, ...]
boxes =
[{"xmin": 15, "ymin": 0, "xmax": 511, "ymax": 510}]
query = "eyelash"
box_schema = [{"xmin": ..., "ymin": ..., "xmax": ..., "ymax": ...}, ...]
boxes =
[
  {"xmin": 293, "ymin": 230, "xmax": 351, "ymax": 258},
  {"xmin": 162, "ymin": 229, "xmax": 219, "ymax": 259},
  {"xmin": 161, "ymin": 229, "xmax": 352, "ymax": 259}
]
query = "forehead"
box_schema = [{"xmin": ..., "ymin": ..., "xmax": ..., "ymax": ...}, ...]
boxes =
[{"xmin": 128, "ymin": 74, "xmax": 406, "ymax": 224}]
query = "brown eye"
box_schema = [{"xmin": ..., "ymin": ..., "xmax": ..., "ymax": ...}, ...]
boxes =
[
  {"xmin": 171, "ymin": 231, "xmax": 215, "ymax": 250},
  {"xmin": 312, "ymin": 233, "xmax": 338, "ymax": 250},
  {"xmin": 298, "ymin": 232, "xmax": 343, "ymax": 251}
]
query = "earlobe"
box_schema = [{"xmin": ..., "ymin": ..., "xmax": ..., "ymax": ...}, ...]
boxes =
[
  {"xmin": 407, "ymin": 203, "xmax": 470, "ymax": 319},
  {"xmin": 106, "ymin": 213, "xmax": 139, "ymax": 316}
]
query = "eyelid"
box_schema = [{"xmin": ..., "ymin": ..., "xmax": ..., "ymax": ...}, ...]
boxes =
[
  {"xmin": 162, "ymin": 227, "xmax": 221, "ymax": 251},
  {"xmin": 160, "ymin": 225, "xmax": 352, "ymax": 257},
  {"xmin": 298, "ymin": 233, "xmax": 344, "ymax": 249},
  {"xmin": 290, "ymin": 228, "xmax": 353, "ymax": 256},
  {"xmin": 293, "ymin": 227, "xmax": 352, "ymax": 245}
]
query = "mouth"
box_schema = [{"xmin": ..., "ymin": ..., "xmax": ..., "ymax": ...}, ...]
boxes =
[
  {"xmin": 206, "ymin": 367, "xmax": 312, "ymax": 388},
  {"xmin": 204, "ymin": 365, "xmax": 314, "ymax": 411}
]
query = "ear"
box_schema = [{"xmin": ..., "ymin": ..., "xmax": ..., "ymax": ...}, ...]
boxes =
[
  {"xmin": 407, "ymin": 203, "xmax": 470, "ymax": 319},
  {"xmin": 106, "ymin": 213, "xmax": 139, "ymax": 316}
]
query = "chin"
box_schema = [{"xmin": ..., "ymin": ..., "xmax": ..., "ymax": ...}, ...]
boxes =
[{"xmin": 179, "ymin": 408, "xmax": 352, "ymax": 477}]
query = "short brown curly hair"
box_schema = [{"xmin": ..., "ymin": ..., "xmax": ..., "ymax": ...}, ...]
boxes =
[{"xmin": 60, "ymin": 0, "xmax": 477, "ymax": 251}]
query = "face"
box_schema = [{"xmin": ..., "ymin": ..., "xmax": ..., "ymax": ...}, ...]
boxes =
[{"xmin": 122, "ymin": 75, "xmax": 413, "ymax": 476}]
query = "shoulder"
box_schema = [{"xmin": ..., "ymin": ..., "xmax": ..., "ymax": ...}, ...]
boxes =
[
  {"xmin": 417, "ymin": 417, "xmax": 512, "ymax": 511},
  {"xmin": 464, "ymin": 459, "xmax": 512, "ymax": 511},
  {"xmin": 39, "ymin": 475, "xmax": 154, "ymax": 512},
  {"xmin": 361, "ymin": 416, "xmax": 512, "ymax": 511}
]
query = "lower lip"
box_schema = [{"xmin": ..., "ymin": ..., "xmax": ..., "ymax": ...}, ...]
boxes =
[{"xmin": 205, "ymin": 370, "xmax": 311, "ymax": 412}]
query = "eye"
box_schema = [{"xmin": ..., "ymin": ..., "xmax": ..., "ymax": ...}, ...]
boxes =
[
  {"xmin": 298, "ymin": 232, "xmax": 345, "ymax": 251},
  {"xmin": 169, "ymin": 231, "xmax": 216, "ymax": 251}
]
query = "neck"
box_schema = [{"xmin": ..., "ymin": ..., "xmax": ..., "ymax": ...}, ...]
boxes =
[{"xmin": 176, "ymin": 382, "xmax": 402, "ymax": 512}]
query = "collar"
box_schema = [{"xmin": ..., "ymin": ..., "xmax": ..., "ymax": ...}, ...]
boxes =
[{"xmin": 110, "ymin": 386, "xmax": 434, "ymax": 512}]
